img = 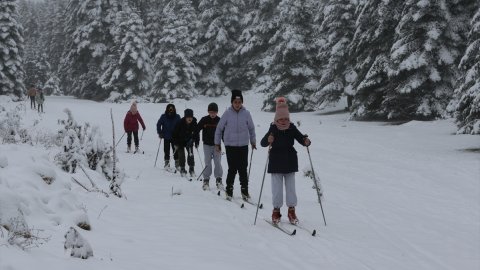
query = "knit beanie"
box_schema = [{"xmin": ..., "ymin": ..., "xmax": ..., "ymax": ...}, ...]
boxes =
[
  {"xmin": 207, "ymin": 102, "xmax": 218, "ymax": 112},
  {"xmin": 274, "ymin": 97, "xmax": 289, "ymax": 121},
  {"xmin": 184, "ymin": 108, "xmax": 194, "ymax": 118},
  {"xmin": 130, "ymin": 101, "xmax": 138, "ymax": 114},
  {"xmin": 231, "ymin": 89, "xmax": 243, "ymax": 103}
]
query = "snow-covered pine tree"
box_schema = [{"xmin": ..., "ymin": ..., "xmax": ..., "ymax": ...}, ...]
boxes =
[
  {"xmin": 452, "ymin": 5, "xmax": 480, "ymax": 134},
  {"xmin": 60, "ymin": 0, "xmax": 122, "ymax": 100},
  {"xmin": 41, "ymin": 0, "xmax": 67, "ymax": 75},
  {"xmin": 235, "ymin": 0, "xmax": 281, "ymax": 93},
  {"xmin": 312, "ymin": 0, "xmax": 357, "ymax": 110},
  {"xmin": 0, "ymin": 0, "xmax": 25, "ymax": 98},
  {"xmin": 386, "ymin": 0, "xmax": 460, "ymax": 120},
  {"xmin": 150, "ymin": 0, "xmax": 198, "ymax": 101},
  {"xmin": 349, "ymin": 0, "xmax": 403, "ymax": 119},
  {"xmin": 144, "ymin": 3, "xmax": 164, "ymax": 59},
  {"xmin": 262, "ymin": 0, "xmax": 317, "ymax": 112},
  {"xmin": 196, "ymin": 0, "xmax": 244, "ymax": 96},
  {"xmin": 99, "ymin": 8, "xmax": 152, "ymax": 101}
]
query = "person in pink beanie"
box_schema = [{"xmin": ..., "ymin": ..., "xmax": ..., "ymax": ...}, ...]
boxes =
[{"xmin": 260, "ymin": 97, "xmax": 311, "ymax": 225}]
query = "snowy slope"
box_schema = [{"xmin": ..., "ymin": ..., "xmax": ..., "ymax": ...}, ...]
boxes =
[{"xmin": 0, "ymin": 94, "xmax": 479, "ymax": 270}]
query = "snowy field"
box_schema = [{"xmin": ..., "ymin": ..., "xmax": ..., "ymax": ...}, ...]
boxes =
[{"xmin": 0, "ymin": 93, "xmax": 479, "ymax": 270}]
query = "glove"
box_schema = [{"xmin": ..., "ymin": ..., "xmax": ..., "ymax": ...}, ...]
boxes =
[
  {"xmin": 159, "ymin": 134, "xmax": 164, "ymax": 139},
  {"xmin": 304, "ymin": 137, "xmax": 311, "ymax": 147},
  {"xmin": 174, "ymin": 145, "xmax": 179, "ymax": 152},
  {"xmin": 195, "ymin": 142, "xmax": 199, "ymax": 149},
  {"xmin": 251, "ymin": 143, "xmax": 257, "ymax": 150},
  {"xmin": 215, "ymin": 144, "xmax": 221, "ymax": 153},
  {"xmin": 186, "ymin": 139, "xmax": 193, "ymax": 148}
]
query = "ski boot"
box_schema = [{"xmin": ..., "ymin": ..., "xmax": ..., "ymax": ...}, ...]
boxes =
[
  {"xmin": 134, "ymin": 146, "xmax": 140, "ymax": 153},
  {"xmin": 189, "ymin": 167, "xmax": 195, "ymax": 178},
  {"xmin": 127, "ymin": 145, "xmax": 131, "ymax": 153},
  {"xmin": 215, "ymin": 177, "xmax": 223, "ymax": 189},
  {"xmin": 225, "ymin": 186, "xmax": 233, "ymax": 201},
  {"xmin": 164, "ymin": 160, "xmax": 170, "ymax": 169},
  {"xmin": 288, "ymin": 207, "xmax": 299, "ymax": 225},
  {"xmin": 174, "ymin": 160, "xmax": 180, "ymax": 173},
  {"xmin": 202, "ymin": 178, "xmax": 209, "ymax": 191},
  {"xmin": 241, "ymin": 187, "xmax": 250, "ymax": 200},
  {"xmin": 180, "ymin": 167, "xmax": 187, "ymax": 177},
  {"xmin": 272, "ymin": 208, "xmax": 281, "ymax": 224}
]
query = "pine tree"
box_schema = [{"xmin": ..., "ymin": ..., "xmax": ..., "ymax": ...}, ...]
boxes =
[
  {"xmin": 452, "ymin": 5, "xmax": 480, "ymax": 134},
  {"xmin": 99, "ymin": 9, "xmax": 152, "ymax": 101},
  {"xmin": 235, "ymin": 0, "xmax": 281, "ymax": 93},
  {"xmin": 196, "ymin": 0, "xmax": 244, "ymax": 96},
  {"xmin": 60, "ymin": 0, "xmax": 122, "ymax": 100},
  {"xmin": 262, "ymin": 0, "xmax": 317, "ymax": 112},
  {"xmin": 0, "ymin": 0, "xmax": 25, "ymax": 98},
  {"xmin": 151, "ymin": 0, "xmax": 198, "ymax": 101},
  {"xmin": 313, "ymin": 0, "xmax": 356, "ymax": 109},
  {"xmin": 349, "ymin": 0, "xmax": 403, "ymax": 118},
  {"xmin": 386, "ymin": 0, "xmax": 460, "ymax": 120}
]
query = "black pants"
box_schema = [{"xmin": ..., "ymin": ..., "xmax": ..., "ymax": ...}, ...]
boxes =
[
  {"xmin": 163, "ymin": 139, "xmax": 178, "ymax": 161},
  {"xmin": 127, "ymin": 131, "xmax": 139, "ymax": 147},
  {"xmin": 177, "ymin": 145, "xmax": 194, "ymax": 169},
  {"xmin": 225, "ymin": 145, "xmax": 249, "ymax": 192},
  {"xmin": 30, "ymin": 96, "xmax": 36, "ymax": 109},
  {"xmin": 38, "ymin": 104, "xmax": 43, "ymax": 113}
]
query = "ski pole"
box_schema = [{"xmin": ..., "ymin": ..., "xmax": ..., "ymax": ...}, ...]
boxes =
[
  {"xmin": 247, "ymin": 147, "xmax": 254, "ymax": 181},
  {"xmin": 306, "ymin": 145, "xmax": 327, "ymax": 226},
  {"xmin": 254, "ymin": 146, "xmax": 270, "ymax": 225},
  {"xmin": 140, "ymin": 130, "xmax": 144, "ymax": 141},
  {"xmin": 195, "ymin": 165, "xmax": 208, "ymax": 181},
  {"xmin": 154, "ymin": 138, "xmax": 162, "ymax": 168},
  {"xmin": 115, "ymin": 132, "xmax": 126, "ymax": 147}
]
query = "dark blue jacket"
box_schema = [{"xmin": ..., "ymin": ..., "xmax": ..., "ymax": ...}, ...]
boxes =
[
  {"xmin": 260, "ymin": 123, "xmax": 308, "ymax": 174},
  {"xmin": 157, "ymin": 113, "xmax": 181, "ymax": 140}
]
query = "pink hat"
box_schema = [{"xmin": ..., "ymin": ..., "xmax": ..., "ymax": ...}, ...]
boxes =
[
  {"xmin": 130, "ymin": 101, "xmax": 138, "ymax": 114},
  {"xmin": 274, "ymin": 97, "xmax": 289, "ymax": 121}
]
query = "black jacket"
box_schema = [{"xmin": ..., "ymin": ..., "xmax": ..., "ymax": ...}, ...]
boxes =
[
  {"xmin": 172, "ymin": 117, "xmax": 199, "ymax": 147},
  {"xmin": 260, "ymin": 123, "xmax": 307, "ymax": 174},
  {"xmin": 197, "ymin": 115, "xmax": 220, "ymax": 146}
]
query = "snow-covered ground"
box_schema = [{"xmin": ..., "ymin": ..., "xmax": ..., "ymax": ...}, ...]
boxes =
[{"xmin": 0, "ymin": 94, "xmax": 479, "ymax": 270}]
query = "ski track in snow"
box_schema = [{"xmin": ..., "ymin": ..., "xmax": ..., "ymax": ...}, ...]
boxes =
[{"xmin": 0, "ymin": 95, "xmax": 479, "ymax": 270}]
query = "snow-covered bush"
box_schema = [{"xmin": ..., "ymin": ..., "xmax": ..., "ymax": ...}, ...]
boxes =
[
  {"xmin": 0, "ymin": 103, "xmax": 30, "ymax": 144},
  {"xmin": 64, "ymin": 227, "xmax": 93, "ymax": 259},
  {"xmin": 303, "ymin": 166, "xmax": 324, "ymax": 200}
]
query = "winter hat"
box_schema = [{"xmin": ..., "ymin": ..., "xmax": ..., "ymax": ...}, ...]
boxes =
[
  {"xmin": 208, "ymin": 102, "xmax": 218, "ymax": 112},
  {"xmin": 274, "ymin": 97, "xmax": 289, "ymax": 121},
  {"xmin": 165, "ymin": 103, "xmax": 176, "ymax": 113},
  {"xmin": 130, "ymin": 101, "xmax": 138, "ymax": 114},
  {"xmin": 231, "ymin": 89, "xmax": 243, "ymax": 103},
  {"xmin": 184, "ymin": 108, "xmax": 194, "ymax": 118}
]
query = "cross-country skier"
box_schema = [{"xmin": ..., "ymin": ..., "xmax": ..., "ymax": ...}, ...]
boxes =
[
  {"xmin": 197, "ymin": 102, "xmax": 223, "ymax": 190},
  {"xmin": 260, "ymin": 97, "xmax": 311, "ymax": 225},
  {"xmin": 172, "ymin": 109, "xmax": 199, "ymax": 177},
  {"xmin": 123, "ymin": 101, "xmax": 146, "ymax": 153},
  {"xmin": 157, "ymin": 104, "xmax": 181, "ymax": 169}
]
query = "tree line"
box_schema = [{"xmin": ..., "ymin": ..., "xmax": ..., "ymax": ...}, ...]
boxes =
[{"xmin": 0, "ymin": 0, "xmax": 478, "ymax": 134}]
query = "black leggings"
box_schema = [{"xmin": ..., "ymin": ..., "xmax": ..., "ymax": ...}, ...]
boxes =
[
  {"xmin": 127, "ymin": 131, "xmax": 139, "ymax": 147},
  {"xmin": 163, "ymin": 139, "xmax": 178, "ymax": 161},
  {"xmin": 30, "ymin": 96, "xmax": 36, "ymax": 108},
  {"xmin": 225, "ymin": 145, "xmax": 249, "ymax": 191}
]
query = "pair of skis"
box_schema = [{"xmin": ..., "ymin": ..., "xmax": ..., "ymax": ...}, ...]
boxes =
[
  {"xmin": 265, "ymin": 219, "xmax": 317, "ymax": 237},
  {"xmin": 215, "ymin": 187, "xmax": 263, "ymax": 209}
]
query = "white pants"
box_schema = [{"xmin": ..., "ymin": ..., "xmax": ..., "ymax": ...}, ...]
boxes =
[
  {"xmin": 271, "ymin": 173, "xmax": 297, "ymax": 209},
  {"xmin": 203, "ymin": 144, "xmax": 223, "ymax": 179}
]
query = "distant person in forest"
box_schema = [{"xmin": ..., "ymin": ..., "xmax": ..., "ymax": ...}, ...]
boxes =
[
  {"xmin": 197, "ymin": 102, "xmax": 223, "ymax": 190},
  {"xmin": 260, "ymin": 97, "xmax": 311, "ymax": 225},
  {"xmin": 27, "ymin": 84, "xmax": 36, "ymax": 109},
  {"xmin": 123, "ymin": 101, "xmax": 146, "ymax": 153},
  {"xmin": 172, "ymin": 109, "xmax": 199, "ymax": 177},
  {"xmin": 157, "ymin": 104, "xmax": 181, "ymax": 169},
  {"xmin": 214, "ymin": 89, "xmax": 256, "ymax": 201},
  {"xmin": 35, "ymin": 88, "xmax": 45, "ymax": 113}
]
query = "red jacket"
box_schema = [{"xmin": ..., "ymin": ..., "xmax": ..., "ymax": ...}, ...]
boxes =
[{"xmin": 124, "ymin": 111, "xmax": 146, "ymax": 132}]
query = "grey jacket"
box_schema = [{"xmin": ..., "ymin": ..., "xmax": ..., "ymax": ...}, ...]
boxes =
[{"xmin": 214, "ymin": 106, "xmax": 256, "ymax": 147}]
